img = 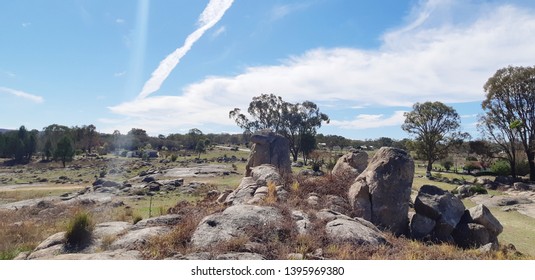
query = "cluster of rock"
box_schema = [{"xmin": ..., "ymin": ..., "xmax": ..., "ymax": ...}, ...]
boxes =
[
  {"xmin": 222, "ymin": 164, "xmax": 289, "ymax": 205},
  {"xmin": 411, "ymin": 185, "xmax": 502, "ymax": 249},
  {"xmin": 17, "ymin": 215, "xmax": 183, "ymax": 260}
]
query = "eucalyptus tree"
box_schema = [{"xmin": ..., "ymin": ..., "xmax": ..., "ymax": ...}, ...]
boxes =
[
  {"xmin": 402, "ymin": 101, "xmax": 468, "ymax": 177},
  {"xmin": 482, "ymin": 66, "xmax": 535, "ymax": 180},
  {"xmin": 229, "ymin": 94, "xmax": 329, "ymax": 162}
]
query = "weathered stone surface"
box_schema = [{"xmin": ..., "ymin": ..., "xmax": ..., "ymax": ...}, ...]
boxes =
[
  {"xmin": 409, "ymin": 212, "xmax": 436, "ymax": 239},
  {"xmin": 468, "ymin": 204, "xmax": 503, "ymax": 236},
  {"xmin": 325, "ymin": 195, "xmax": 351, "ymax": 215},
  {"xmin": 215, "ymin": 252, "xmax": 265, "ymax": 260},
  {"xmin": 225, "ymin": 177, "xmax": 258, "ymax": 205},
  {"xmin": 111, "ymin": 226, "xmax": 170, "ymax": 250},
  {"xmin": 414, "ymin": 185, "xmax": 465, "ymax": 239},
  {"xmin": 331, "ymin": 151, "xmax": 368, "ymax": 180},
  {"xmin": 325, "ymin": 218, "xmax": 388, "ymax": 246},
  {"xmin": 131, "ymin": 214, "xmax": 182, "ymax": 230},
  {"xmin": 191, "ymin": 204, "xmax": 283, "ymax": 248},
  {"xmin": 46, "ymin": 249, "xmax": 142, "ymax": 260},
  {"xmin": 225, "ymin": 165, "xmax": 287, "ymax": 205},
  {"xmin": 452, "ymin": 223, "xmax": 491, "ymax": 249},
  {"xmin": 513, "ymin": 182, "xmax": 532, "ymax": 191},
  {"xmin": 348, "ymin": 147, "xmax": 414, "ymax": 235},
  {"xmin": 292, "ymin": 210, "xmax": 310, "ymax": 235},
  {"xmin": 33, "ymin": 231, "xmax": 65, "ymax": 251},
  {"xmin": 27, "ymin": 244, "xmax": 64, "ymax": 260},
  {"xmin": 93, "ymin": 222, "xmax": 131, "ymax": 239},
  {"xmin": 348, "ymin": 183, "xmax": 371, "ymax": 221},
  {"xmin": 245, "ymin": 130, "xmax": 291, "ymax": 177},
  {"xmin": 251, "ymin": 164, "xmax": 284, "ymax": 185}
]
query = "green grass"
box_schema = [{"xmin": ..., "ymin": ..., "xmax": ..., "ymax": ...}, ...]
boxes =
[
  {"xmin": 0, "ymin": 186, "xmax": 83, "ymax": 203},
  {"xmin": 490, "ymin": 209, "xmax": 535, "ymax": 257},
  {"xmin": 124, "ymin": 193, "xmax": 197, "ymax": 219}
]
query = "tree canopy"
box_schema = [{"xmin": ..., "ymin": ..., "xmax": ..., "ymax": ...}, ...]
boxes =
[
  {"xmin": 482, "ymin": 65, "xmax": 535, "ymax": 180},
  {"xmin": 402, "ymin": 101, "xmax": 468, "ymax": 176},
  {"xmin": 229, "ymin": 94, "xmax": 329, "ymax": 161}
]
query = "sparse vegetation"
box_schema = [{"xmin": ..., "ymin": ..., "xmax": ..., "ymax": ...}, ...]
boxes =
[{"xmin": 64, "ymin": 210, "xmax": 94, "ymax": 252}]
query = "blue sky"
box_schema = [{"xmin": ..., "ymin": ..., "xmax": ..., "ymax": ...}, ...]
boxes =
[{"xmin": 2, "ymin": 0, "xmax": 535, "ymax": 140}]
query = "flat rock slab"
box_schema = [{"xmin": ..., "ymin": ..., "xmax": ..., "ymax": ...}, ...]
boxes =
[
  {"xmin": 93, "ymin": 221, "xmax": 132, "ymax": 239},
  {"xmin": 325, "ymin": 218, "xmax": 388, "ymax": 246},
  {"xmin": 46, "ymin": 249, "xmax": 142, "ymax": 260},
  {"xmin": 111, "ymin": 226, "xmax": 170, "ymax": 250},
  {"xmin": 164, "ymin": 165, "xmax": 231, "ymax": 178},
  {"xmin": 191, "ymin": 204, "xmax": 283, "ymax": 248}
]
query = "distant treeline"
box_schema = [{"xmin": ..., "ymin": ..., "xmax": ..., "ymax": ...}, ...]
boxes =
[{"xmin": 0, "ymin": 124, "xmax": 409, "ymax": 164}]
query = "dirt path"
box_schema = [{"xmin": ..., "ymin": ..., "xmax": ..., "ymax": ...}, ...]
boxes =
[{"xmin": 0, "ymin": 183, "xmax": 85, "ymax": 192}]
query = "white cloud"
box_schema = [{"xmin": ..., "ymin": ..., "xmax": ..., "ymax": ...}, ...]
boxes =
[
  {"xmin": 0, "ymin": 86, "xmax": 44, "ymax": 103},
  {"xmin": 137, "ymin": 0, "xmax": 234, "ymax": 99},
  {"xmin": 329, "ymin": 111, "xmax": 407, "ymax": 130},
  {"xmin": 212, "ymin": 26, "xmax": 226, "ymax": 38},
  {"xmin": 106, "ymin": 1, "xmax": 535, "ymax": 134},
  {"xmin": 116, "ymin": 18, "xmax": 125, "ymax": 24},
  {"xmin": 21, "ymin": 22, "xmax": 31, "ymax": 28},
  {"xmin": 270, "ymin": 3, "xmax": 309, "ymax": 21},
  {"xmin": 114, "ymin": 71, "xmax": 126, "ymax": 77}
]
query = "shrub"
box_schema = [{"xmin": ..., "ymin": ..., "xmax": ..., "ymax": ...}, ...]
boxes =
[
  {"xmin": 516, "ymin": 161, "xmax": 530, "ymax": 177},
  {"xmin": 265, "ymin": 181, "xmax": 277, "ymax": 204},
  {"xmin": 64, "ymin": 211, "xmax": 94, "ymax": 252},
  {"xmin": 469, "ymin": 185, "xmax": 488, "ymax": 195},
  {"xmin": 441, "ymin": 160, "xmax": 453, "ymax": 171},
  {"xmin": 491, "ymin": 160, "xmax": 511, "ymax": 176},
  {"xmin": 171, "ymin": 154, "xmax": 178, "ymax": 162},
  {"xmin": 133, "ymin": 215, "xmax": 143, "ymax": 225}
]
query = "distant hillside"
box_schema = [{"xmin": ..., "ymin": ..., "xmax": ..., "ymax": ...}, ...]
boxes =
[{"xmin": 0, "ymin": 128, "xmax": 13, "ymax": 134}]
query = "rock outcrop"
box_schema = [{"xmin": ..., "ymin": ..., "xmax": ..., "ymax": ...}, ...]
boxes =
[
  {"xmin": 190, "ymin": 204, "xmax": 283, "ymax": 248},
  {"xmin": 412, "ymin": 185, "xmax": 503, "ymax": 249},
  {"xmin": 225, "ymin": 164, "xmax": 287, "ymax": 205},
  {"xmin": 348, "ymin": 147, "xmax": 414, "ymax": 235},
  {"xmin": 245, "ymin": 130, "xmax": 291, "ymax": 177},
  {"xmin": 331, "ymin": 151, "xmax": 368, "ymax": 181}
]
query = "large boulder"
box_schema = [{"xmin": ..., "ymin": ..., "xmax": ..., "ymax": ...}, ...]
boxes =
[
  {"xmin": 322, "ymin": 211, "xmax": 388, "ymax": 246},
  {"xmin": 245, "ymin": 130, "xmax": 291, "ymax": 177},
  {"xmin": 414, "ymin": 185, "xmax": 465, "ymax": 240},
  {"xmin": 409, "ymin": 212, "xmax": 436, "ymax": 239},
  {"xmin": 348, "ymin": 147, "xmax": 414, "ymax": 235},
  {"xmin": 452, "ymin": 223, "xmax": 491, "ymax": 249},
  {"xmin": 191, "ymin": 204, "xmax": 283, "ymax": 248},
  {"xmin": 331, "ymin": 151, "xmax": 368, "ymax": 181},
  {"xmin": 467, "ymin": 204, "xmax": 503, "ymax": 237}
]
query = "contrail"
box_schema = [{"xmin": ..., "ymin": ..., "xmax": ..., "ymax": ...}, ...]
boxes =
[
  {"xmin": 0, "ymin": 86, "xmax": 44, "ymax": 103},
  {"xmin": 137, "ymin": 0, "xmax": 234, "ymax": 99}
]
